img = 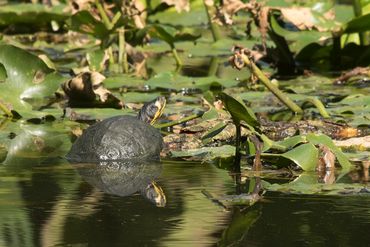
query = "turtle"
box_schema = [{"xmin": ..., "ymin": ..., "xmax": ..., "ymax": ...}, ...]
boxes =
[
  {"xmin": 74, "ymin": 159, "xmax": 166, "ymax": 207},
  {"xmin": 66, "ymin": 96, "xmax": 166, "ymax": 163}
]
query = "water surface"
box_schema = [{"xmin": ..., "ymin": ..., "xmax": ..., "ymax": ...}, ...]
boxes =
[{"xmin": 1, "ymin": 158, "xmax": 370, "ymax": 246}]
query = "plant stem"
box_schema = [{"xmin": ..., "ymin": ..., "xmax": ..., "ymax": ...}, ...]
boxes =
[
  {"xmin": 353, "ymin": 0, "xmax": 369, "ymax": 45},
  {"xmin": 305, "ymin": 97, "xmax": 330, "ymax": 118},
  {"xmin": 154, "ymin": 112, "xmax": 203, "ymax": 129},
  {"xmin": 241, "ymin": 54, "xmax": 303, "ymax": 114},
  {"xmin": 203, "ymin": 0, "xmax": 222, "ymax": 42},
  {"xmin": 95, "ymin": 0, "xmax": 112, "ymax": 30},
  {"xmin": 171, "ymin": 47, "xmax": 182, "ymax": 67},
  {"xmin": 208, "ymin": 57, "xmax": 219, "ymax": 76},
  {"xmin": 234, "ymin": 123, "xmax": 241, "ymax": 173},
  {"xmin": 118, "ymin": 27, "xmax": 129, "ymax": 73},
  {"xmin": 0, "ymin": 100, "xmax": 13, "ymax": 118},
  {"xmin": 107, "ymin": 46, "xmax": 115, "ymax": 65}
]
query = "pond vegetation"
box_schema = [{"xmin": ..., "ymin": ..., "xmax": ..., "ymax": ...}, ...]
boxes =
[{"xmin": 0, "ymin": 0, "xmax": 369, "ymax": 246}]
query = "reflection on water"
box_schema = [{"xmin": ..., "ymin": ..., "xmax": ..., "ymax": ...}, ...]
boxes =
[
  {"xmin": 0, "ymin": 159, "xmax": 232, "ymax": 246},
  {"xmin": 72, "ymin": 160, "xmax": 166, "ymax": 207},
  {"xmin": 1, "ymin": 158, "xmax": 370, "ymax": 246}
]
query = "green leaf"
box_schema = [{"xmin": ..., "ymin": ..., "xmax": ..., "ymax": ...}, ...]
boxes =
[
  {"xmin": 276, "ymin": 135, "xmax": 307, "ymax": 149},
  {"xmin": 148, "ymin": 24, "xmax": 176, "ymax": 47},
  {"xmin": 0, "ymin": 44, "xmax": 66, "ymax": 113},
  {"xmin": 343, "ymin": 13, "xmax": 370, "ymax": 34},
  {"xmin": 147, "ymin": 24, "xmax": 201, "ymax": 48},
  {"xmin": 201, "ymin": 122, "xmax": 228, "ymax": 143},
  {"xmin": 87, "ymin": 49, "xmax": 106, "ymax": 72},
  {"xmin": 66, "ymin": 11, "xmax": 111, "ymax": 40},
  {"xmin": 0, "ymin": 3, "xmax": 68, "ymax": 29},
  {"xmin": 306, "ymin": 133, "xmax": 352, "ymax": 170},
  {"xmin": 218, "ymin": 92, "xmax": 259, "ymax": 128},
  {"xmin": 281, "ymin": 143, "xmax": 319, "ymax": 171}
]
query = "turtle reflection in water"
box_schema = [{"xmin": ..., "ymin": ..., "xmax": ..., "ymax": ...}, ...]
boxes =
[
  {"xmin": 66, "ymin": 97, "xmax": 166, "ymax": 206},
  {"xmin": 73, "ymin": 160, "xmax": 166, "ymax": 207}
]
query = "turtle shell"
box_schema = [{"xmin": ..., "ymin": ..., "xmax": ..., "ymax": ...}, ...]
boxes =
[{"xmin": 66, "ymin": 115, "xmax": 163, "ymax": 162}]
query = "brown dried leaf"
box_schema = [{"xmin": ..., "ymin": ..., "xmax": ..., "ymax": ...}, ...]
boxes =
[
  {"xmin": 334, "ymin": 136, "xmax": 370, "ymax": 150},
  {"xmin": 280, "ymin": 7, "xmax": 317, "ymax": 30},
  {"xmin": 334, "ymin": 67, "xmax": 370, "ymax": 85},
  {"xmin": 317, "ymin": 144, "xmax": 336, "ymax": 171},
  {"xmin": 62, "ymin": 71, "xmax": 123, "ymax": 108},
  {"xmin": 121, "ymin": 0, "xmax": 147, "ymax": 29},
  {"xmin": 278, "ymin": 7, "xmax": 331, "ymax": 32}
]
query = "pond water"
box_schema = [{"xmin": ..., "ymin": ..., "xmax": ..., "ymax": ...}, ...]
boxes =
[{"xmin": 1, "ymin": 157, "xmax": 370, "ymax": 246}]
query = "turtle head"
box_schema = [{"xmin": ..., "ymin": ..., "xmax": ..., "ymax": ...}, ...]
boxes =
[
  {"xmin": 142, "ymin": 181, "xmax": 166, "ymax": 207},
  {"xmin": 137, "ymin": 96, "xmax": 166, "ymax": 125}
]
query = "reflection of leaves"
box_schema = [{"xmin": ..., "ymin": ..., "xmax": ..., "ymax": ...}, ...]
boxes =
[
  {"xmin": 2, "ymin": 123, "xmax": 72, "ymax": 166},
  {"xmin": 219, "ymin": 208, "xmax": 261, "ymax": 247}
]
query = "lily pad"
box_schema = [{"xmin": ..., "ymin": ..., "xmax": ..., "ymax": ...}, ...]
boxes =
[
  {"xmin": 0, "ymin": 3, "xmax": 68, "ymax": 31},
  {"xmin": 171, "ymin": 145, "xmax": 236, "ymax": 160},
  {"xmin": 263, "ymin": 172, "xmax": 369, "ymax": 195},
  {"xmin": 0, "ymin": 44, "xmax": 66, "ymax": 114}
]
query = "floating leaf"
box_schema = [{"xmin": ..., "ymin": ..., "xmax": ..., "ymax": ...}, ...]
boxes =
[
  {"xmin": 171, "ymin": 145, "xmax": 235, "ymax": 160},
  {"xmin": 0, "ymin": 3, "xmax": 68, "ymax": 30},
  {"xmin": 0, "ymin": 44, "xmax": 66, "ymax": 113},
  {"xmin": 263, "ymin": 172, "xmax": 369, "ymax": 195}
]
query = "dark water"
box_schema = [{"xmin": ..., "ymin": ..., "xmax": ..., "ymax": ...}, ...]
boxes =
[{"xmin": 1, "ymin": 158, "xmax": 370, "ymax": 246}]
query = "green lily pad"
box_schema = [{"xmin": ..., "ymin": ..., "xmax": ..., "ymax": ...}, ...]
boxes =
[
  {"xmin": 171, "ymin": 145, "xmax": 236, "ymax": 160},
  {"xmin": 0, "ymin": 3, "xmax": 68, "ymax": 30},
  {"xmin": 263, "ymin": 172, "xmax": 369, "ymax": 195},
  {"xmin": 103, "ymin": 75, "xmax": 146, "ymax": 89},
  {"xmin": 0, "ymin": 44, "xmax": 66, "ymax": 114}
]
